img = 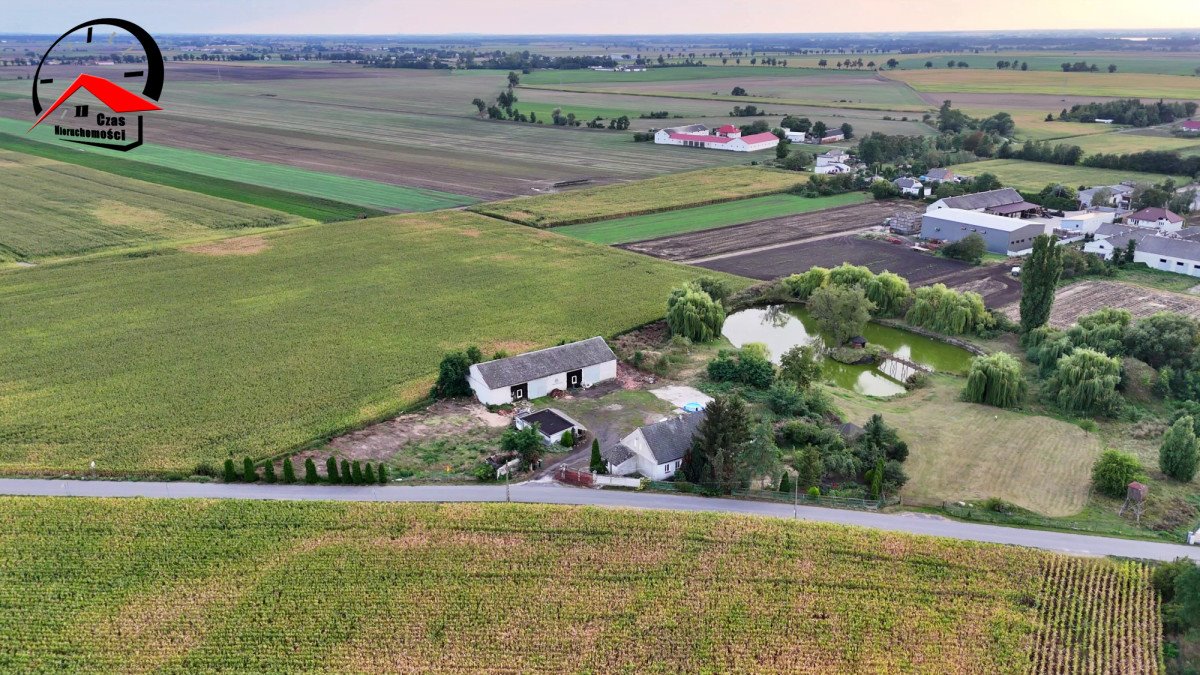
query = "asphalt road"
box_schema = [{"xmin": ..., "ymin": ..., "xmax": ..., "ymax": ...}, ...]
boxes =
[{"xmin": 1, "ymin": 478, "xmax": 1197, "ymax": 562}]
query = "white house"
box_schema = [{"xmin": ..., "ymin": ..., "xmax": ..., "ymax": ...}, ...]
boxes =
[
  {"xmin": 814, "ymin": 162, "xmax": 853, "ymax": 175},
  {"xmin": 815, "ymin": 149, "xmax": 850, "ymax": 166},
  {"xmin": 893, "ymin": 177, "xmax": 923, "ymax": 196},
  {"xmin": 1085, "ymin": 224, "xmax": 1200, "ymax": 278},
  {"xmin": 514, "ymin": 408, "xmax": 585, "ymax": 446},
  {"xmin": 467, "ymin": 337, "xmax": 617, "ymax": 405},
  {"xmin": 602, "ymin": 411, "xmax": 705, "ymax": 481},
  {"xmin": 653, "ymin": 124, "xmax": 778, "ymax": 152},
  {"xmin": 784, "ymin": 130, "xmax": 807, "ymax": 143},
  {"xmin": 1055, "ymin": 210, "xmax": 1114, "ymax": 234},
  {"xmin": 1079, "ymin": 183, "xmax": 1135, "ymax": 209},
  {"xmin": 1126, "ymin": 206, "xmax": 1184, "ymax": 232}
]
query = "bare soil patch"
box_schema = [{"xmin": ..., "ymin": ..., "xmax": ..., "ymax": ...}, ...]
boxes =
[
  {"xmin": 183, "ymin": 235, "xmax": 270, "ymax": 256},
  {"xmin": 1001, "ymin": 280, "xmax": 1200, "ymax": 328},
  {"xmin": 620, "ymin": 201, "xmax": 919, "ymax": 262}
]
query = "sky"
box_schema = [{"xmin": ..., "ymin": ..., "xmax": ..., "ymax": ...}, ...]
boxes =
[{"xmin": 5, "ymin": 0, "xmax": 1200, "ymax": 35}]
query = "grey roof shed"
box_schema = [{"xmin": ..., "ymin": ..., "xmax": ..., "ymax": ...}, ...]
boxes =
[{"xmin": 474, "ymin": 337, "xmax": 615, "ymax": 389}]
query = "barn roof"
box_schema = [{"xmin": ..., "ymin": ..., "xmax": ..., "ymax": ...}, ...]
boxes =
[
  {"xmin": 668, "ymin": 132, "xmax": 734, "ymax": 144},
  {"xmin": 473, "ymin": 337, "xmax": 615, "ymax": 389},
  {"xmin": 739, "ymin": 132, "xmax": 779, "ymax": 144},
  {"xmin": 936, "ymin": 188, "xmax": 1024, "ymax": 211},
  {"xmin": 517, "ymin": 408, "xmax": 579, "ymax": 437}
]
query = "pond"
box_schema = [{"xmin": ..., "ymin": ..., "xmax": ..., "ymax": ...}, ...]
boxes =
[{"xmin": 721, "ymin": 305, "xmax": 974, "ymax": 397}]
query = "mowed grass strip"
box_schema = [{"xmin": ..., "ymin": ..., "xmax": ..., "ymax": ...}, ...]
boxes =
[
  {"xmin": 885, "ymin": 68, "xmax": 1200, "ymax": 100},
  {"xmin": 834, "ymin": 375, "xmax": 1101, "ymax": 517},
  {"xmin": 0, "ymin": 150, "xmax": 311, "ymax": 262},
  {"xmin": 0, "ymin": 131, "xmax": 378, "ymax": 223},
  {"xmin": 472, "ymin": 166, "xmax": 806, "ymax": 227},
  {"xmin": 962, "ymin": 159, "xmax": 1187, "ymax": 191},
  {"xmin": 0, "ymin": 117, "xmax": 477, "ymax": 212},
  {"xmin": 556, "ymin": 192, "xmax": 868, "ymax": 245},
  {"xmin": 0, "ymin": 498, "xmax": 1161, "ymax": 673},
  {"xmin": 0, "ymin": 211, "xmax": 736, "ymax": 475}
]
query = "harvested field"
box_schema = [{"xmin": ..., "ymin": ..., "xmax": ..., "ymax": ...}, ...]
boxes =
[
  {"xmin": 622, "ymin": 200, "xmax": 918, "ymax": 261},
  {"xmin": 885, "ymin": 69, "xmax": 1200, "ymax": 100},
  {"xmin": 472, "ymin": 166, "xmax": 805, "ymax": 227},
  {"xmin": 1002, "ymin": 280, "xmax": 1200, "ymax": 328},
  {"xmin": 958, "ymin": 159, "xmax": 1186, "ymax": 191},
  {"xmin": 559, "ymin": 192, "xmax": 869, "ymax": 245},
  {"xmin": 0, "ymin": 498, "xmax": 1161, "ymax": 673},
  {"xmin": 182, "ymin": 236, "xmax": 270, "ymax": 256}
]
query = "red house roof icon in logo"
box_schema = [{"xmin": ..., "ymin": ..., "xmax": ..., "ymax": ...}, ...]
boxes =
[{"xmin": 29, "ymin": 73, "xmax": 161, "ymax": 131}]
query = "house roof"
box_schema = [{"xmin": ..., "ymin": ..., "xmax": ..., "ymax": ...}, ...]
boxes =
[
  {"xmin": 517, "ymin": 408, "xmax": 579, "ymax": 437},
  {"xmin": 668, "ymin": 132, "xmax": 734, "ymax": 144},
  {"xmin": 985, "ymin": 201, "xmax": 1042, "ymax": 215},
  {"xmin": 473, "ymin": 337, "xmax": 615, "ymax": 389},
  {"xmin": 739, "ymin": 132, "xmax": 779, "ymax": 145},
  {"xmin": 935, "ymin": 187, "xmax": 1024, "ymax": 211},
  {"xmin": 1128, "ymin": 206, "xmax": 1184, "ymax": 224},
  {"xmin": 1094, "ymin": 224, "xmax": 1200, "ymax": 261},
  {"xmin": 636, "ymin": 411, "xmax": 706, "ymax": 464},
  {"xmin": 601, "ymin": 442, "xmax": 635, "ymax": 465},
  {"xmin": 1181, "ymin": 120, "xmax": 1200, "ymax": 131},
  {"xmin": 715, "ymin": 124, "xmax": 739, "ymax": 133},
  {"xmin": 893, "ymin": 177, "xmax": 921, "ymax": 188},
  {"xmin": 924, "ymin": 208, "xmax": 1047, "ymax": 233},
  {"xmin": 925, "ymin": 168, "xmax": 954, "ymax": 180}
]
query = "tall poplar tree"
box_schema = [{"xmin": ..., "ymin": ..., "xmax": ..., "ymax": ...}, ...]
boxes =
[{"xmin": 1019, "ymin": 235, "xmax": 1063, "ymax": 333}]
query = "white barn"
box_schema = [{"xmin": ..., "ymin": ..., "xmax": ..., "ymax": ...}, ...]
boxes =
[
  {"xmin": 467, "ymin": 337, "xmax": 617, "ymax": 405},
  {"xmin": 602, "ymin": 411, "xmax": 705, "ymax": 481},
  {"xmin": 653, "ymin": 124, "xmax": 779, "ymax": 152},
  {"xmin": 1084, "ymin": 224, "xmax": 1200, "ymax": 278}
]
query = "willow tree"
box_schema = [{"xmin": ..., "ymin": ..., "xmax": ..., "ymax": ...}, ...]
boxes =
[
  {"xmin": 905, "ymin": 284, "xmax": 990, "ymax": 335},
  {"xmin": 827, "ymin": 262, "xmax": 874, "ymax": 289},
  {"xmin": 864, "ymin": 271, "xmax": 912, "ymax": 317},
  {"xmin": 1066, "ymin": 307, "xmax": 1131, "ymax": 357},
  {"xmin": 1047, "ymin": 347, "xmax": 1122, "ymax": 417},
  {"xmin": 783, "ymin": 266, "xmax": 829, "ymax": 301},
  {"xmin": 667, "ymin": 285, "xmax": 726, "ymax": 343},
  {"xmin": 964, "ymin": 352, "xmax": 1025, "ymax": 408},
  {"xmin": 1019, "ymin": 234, "xmax": 1063, "ymax": 333}
]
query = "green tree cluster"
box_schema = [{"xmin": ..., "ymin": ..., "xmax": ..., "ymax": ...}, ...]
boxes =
[
  {"xmin": 905, "ymin": 284, "xmax": 991, "ymax": 335},
  {"xmin": 964, "ymin": 352, "xmax": 1025, "ymax": 408},
  {"xmin": 1091, "ymin": 449, "xmax": 1143, "ymax": 498}
]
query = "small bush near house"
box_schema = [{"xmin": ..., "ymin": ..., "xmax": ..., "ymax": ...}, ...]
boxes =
[
  {"xmin": 560, "ymin": 429, "xmax": 575, "ymax": 448},
  {"xmin": 223, "ymin": 458, "xmax": 237, "ymax": 483},
  {"xmin": 942, "ymin": 233, "xmax": 986, "ymax": 264},
  {"xmin": 351, "ymin": 461, "xmax": 364, "ymax": 485}
]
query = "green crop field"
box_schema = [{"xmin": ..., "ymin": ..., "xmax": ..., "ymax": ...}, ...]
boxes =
[
  {"xmin": 895, "ymin": 53, "xmax": 1200, "ymax": 76},
  {"xmin": 0, "ymin": 133, "xmax": 383, "ymax": 223},
  {"xmin": 0, "ymin": 498, "xmax": 1161, "ymax": 673},
  {"xmin": 472, "ymin": 166, "xmax": 806, "ymax": 227},
  {"xmin": 556, "ymin": 192, "xmax": 869, "ymax": 244},
  {"xmin": 0, "ymin": 150, "xmax": 310, "ymax": 262},
  {"xmin": 0, "ymin": 118, "xmax": 477, "ymax": 212},
  {"xmin": 1059, "ymin": 131, "xmax": 1200, "ymax": 156},
  {"xmin": 517, "ymin": 66, "xmax": 841, "ymax": 85},
  {"xmin": 0, "ymin": 210, "xmax": 729, "ymax": 475},
  {"xmin": 962, "ymin": 159, "xmax": 1186, "ymax": 191},
  {"xmin": 886, "ymin": 69, "xmax": 1200, "ymax": 100}
]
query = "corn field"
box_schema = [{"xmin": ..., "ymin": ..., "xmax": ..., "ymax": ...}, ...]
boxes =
[{"xmin": 0, "ymin": 497, "xmax": 1161, "ymax": 673}]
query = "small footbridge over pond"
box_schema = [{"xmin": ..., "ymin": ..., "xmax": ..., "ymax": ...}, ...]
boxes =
[{"xmin": 878, "ymin": 353, "xmax": 932, "ymax": 384}]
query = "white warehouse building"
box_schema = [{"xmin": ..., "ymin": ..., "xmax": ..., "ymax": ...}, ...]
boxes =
[
  {"xmin": 467, "ymin": 337, "xmax": 617, "ymax": 405},
  {"xmin": 654, "ymin": 124, "xmax": 779, "ymax": 152}
]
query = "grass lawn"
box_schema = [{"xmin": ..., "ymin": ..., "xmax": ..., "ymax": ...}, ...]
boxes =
[
  {"xmin": 0, "ymin": 117, "xmax": 477, "ymax": 212},
  {"xmin": 554, "ymin": 192, "xmax": 869, "ymax": 244},
  {"xmin": 961, "ymin": 159, "xmax": 1186, "ymax": 191},
  {"xmin": 832, "ymin": 374, "xmax": 1102, "ymax": 517},
  {"xmin": 0, "ymin": 211, "xmax": 742, "ymax": 475},
  {"xmin": 472, "ymin": 166, "xmax": 806, "ymax": 227},
  {"xmin": 0, "ymin": 498, "xmax": 1160, "ymax": 673},
  {"xmin": 1060, "ymin": 131, "xmax": 1200, "ymax": 156},
  {"xmin": 0, "ymin": 130, "xmax": 381, "ymax": 223},
  {"xmin": 885, "ymin": 69, "xmax": 1200, "ymax": 100},
  {"xmin": 0, "ymin": 150, "xmax": 311, "ymax": 262}
]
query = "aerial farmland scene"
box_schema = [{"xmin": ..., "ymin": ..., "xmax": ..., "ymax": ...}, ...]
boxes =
[{"xmin": 7, "ymin": 1, "xmax": 1200, "ymax": 672}]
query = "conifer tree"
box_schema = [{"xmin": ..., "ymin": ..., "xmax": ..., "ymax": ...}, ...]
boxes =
[
  {"xmin": 589, "ymin": 439, "xmax": 605, "ymax": 474},
  {"xmin": 1161, "ymin": 415, "xmax": 1200, "ymax": 482},
  {"xmin": 326, "ymin": 457, "xmax": 340, "ymax": 484},
  {"xmin": 341, "ymin": 459, "xmax": 352, "ymax": 484},
  {"xmin": 364, "ymin": 463, "xmax": 376, "ymax": 484},
  {"xmin": 263, "ymin": 461, "xmax": 277, "ymax": 484},
  {"xmin": 778, "ymin": 471, "xmax": 792, "ymax": 494},
  {"xmin": 224, "ymin": 458, "xmax": 237, "ymax": 483},
  {"xmin": 377, "ymin": 465, "xmax": 388, "ymax": 484},
  {"xmin": 305, "ymin": 458, "xmax": 319, "ymax": 484},
  {"xmin": 351, "ymin": 460, "xmax": 363, "ymax": 485},
  {"xmin": 243, "ymin": 456, "xmax": 257, "ymax": 482},
  {"xmin": 282, "ymin": 458, "xmax": 296, "ymax": 484}
]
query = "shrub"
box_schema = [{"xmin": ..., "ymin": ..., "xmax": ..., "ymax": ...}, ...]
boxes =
[
  {"xmin": 281, "ymin": 458, "xmax": 296, "ymax": 484},
  {"xmin": 473, "ymin": 461, "xmax": 497, "ymax": 482},
  {"xmin": 1091, "ymin": 449, "xmax": 1143, "ymax": 498},
  {"xmin": 364, "ymin": 463, "xmax": 376, "ymax": 484},
  {"xmin": 263, "ymin": 461, "xmax": 277, "ymax": 484},
  {"xmin": 807, "ymin": 486, "xmax": 820, "ymax": 499},
  {"xmin": 193, "ymin": 462, "xmax": 217, "ymax": 477},
  {"xmin": 779, "ymin": 471, "xmax": 792, "ymax": 494},
  {"xmin": 326, "ymin": 457, "xmax": 340, "ymax": 484},
  {"xmin": 341, "ymin": 459, "xmax": 352, "ymax": 485},
  {"xmin": 1047, "ymin": 348, "xmax": 1123, "ymax": 417},
  {"xmin": 223, "ymin": 458, "xmax": 237, "ymax": 483},
  {"xmin": 942, "ymin": 233, "xmax": 986, "ymax": 264},
  {"xmin": 560, "ymin": 429, "xmax": 575, "ymax": 448},
  {"xmin": 589, "ymin": 439, "xmax": 605, "ymax": 473},
  {"xmin": 351, "ymin": 461, "xmax": 364, "ymax": 485},
  {"xmin": 782, "ymin": 267, "xmax": 829, "ymax": 301},
  {"xmin": 1161, "ymin": 416, "xmax": 1200, "ymax": 482},
  {"xmin": 707, "ymin": 348, "xmax": 775, "ymax": 389},
  {"xmin": 432, "ymin": 351, "xmax": 473, "ymax": 399},
  {"xmin": 243, "ymin": 457, "xmax": 257, "ymax": 483},
  {"xmin": 305, "ymin": 458, "xmax": 318, "ymax": 484}
]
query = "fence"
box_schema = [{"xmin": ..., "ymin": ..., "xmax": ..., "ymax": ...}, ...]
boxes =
[
  {"xmin": 733, "ymin": 489, "xmax": 895, "ymax": 511},
  {"xmin": 556, "ymin": 467, "xmax": 593, "ymax": 488},
  {"xmin": 593, "ymin": 474, "xmax": 643, "ymax": 489}
]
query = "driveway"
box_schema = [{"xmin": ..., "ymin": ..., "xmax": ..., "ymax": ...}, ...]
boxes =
[{"xmin": 0, "ymin": 478, "xmax": 1196, "ymax": 562}]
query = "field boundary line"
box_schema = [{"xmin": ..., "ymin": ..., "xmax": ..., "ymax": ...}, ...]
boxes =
[
  {"xmin": 518, "ymin": 84, "xmax": 931, "ymax": 113},
  {"xmin": 679, "ymin": 227, "xmax": 875, "ymax": 264}
]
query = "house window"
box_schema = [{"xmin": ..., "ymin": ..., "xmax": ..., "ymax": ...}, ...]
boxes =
[
  {"xmin": 1179, "ymin": 262, "xmax": 1185, "ymax": 266},
  {"xmin": 1161, "ymin": 258, "xmax": 1168, "ymax": 263}
]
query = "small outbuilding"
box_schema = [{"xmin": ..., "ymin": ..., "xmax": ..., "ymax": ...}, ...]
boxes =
[
  {"xmin": 515, "ymin": 408, "xmax": 586, "ymax": 446},
  {"xmin": 468, "ymin": 337, "xmax": 617, "ymax": 405}
]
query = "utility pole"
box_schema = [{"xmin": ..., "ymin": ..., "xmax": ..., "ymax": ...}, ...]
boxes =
[
  {"xmin": 505, "ymin": 465, "xmax": 511, "ymax": 503},
  {"xmin": 793, "ymin": 476, "xmax": 798, "ymax": 520}
]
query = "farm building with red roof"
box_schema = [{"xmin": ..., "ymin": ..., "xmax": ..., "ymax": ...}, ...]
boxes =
[
  {"xmin": 654, "ymin": 124, "xmax": 779, "ymax": 153},
  {"xmin": 1180, "ymin": 120, "xmax": 1200, "ymax": 133}
]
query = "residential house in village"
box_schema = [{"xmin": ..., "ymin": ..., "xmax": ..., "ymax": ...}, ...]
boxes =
[
  {"xmin": 1126, "ymin": 206, "xmax": 1185, "ymax": 232},
  {"xmin": 1084, "ymin": 223, "xmax": 1200, "ymax": 278},
  {"xmin": 602, "ymin": 411, "xmax": 705, "ymax": 481},
  {"xmin": 893, "ymin": 177, "xmax": 923, "ymax": 197}
]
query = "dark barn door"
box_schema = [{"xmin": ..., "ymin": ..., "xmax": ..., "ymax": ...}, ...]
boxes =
[
  {"xmin": 510, "ymin": 383, "xmax": 527, "ymax": 401},
  {"xmin": 567, "ymin": 369, "xmax": 583, "ymax": 389}
]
